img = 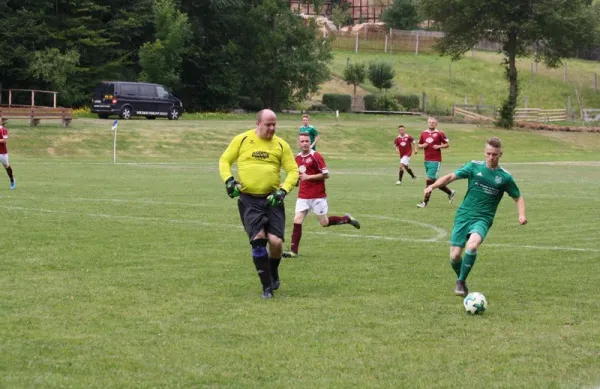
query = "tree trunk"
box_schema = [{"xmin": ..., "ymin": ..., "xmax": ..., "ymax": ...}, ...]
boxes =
[
  {"xmin": 353, "ymin": 84, "xmax": 357, "ymax": 97},
  {"xmin": 497, "ymin": 31, "xmax": 519, "ymax": 128}
]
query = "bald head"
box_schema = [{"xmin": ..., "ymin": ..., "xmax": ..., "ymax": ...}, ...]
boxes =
[{"xmin": 255, "ymin": 109, "xmax": 277, "ymax": 140}]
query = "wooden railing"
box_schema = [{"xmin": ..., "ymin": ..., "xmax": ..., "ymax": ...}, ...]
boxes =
[{"xmin": 514, "ymin": 108, "xmax": 567, "ymax": 122}]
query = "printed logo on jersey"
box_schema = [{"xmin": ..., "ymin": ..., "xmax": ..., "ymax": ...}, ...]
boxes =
[
  {"xmin": 476, "ymin": 172, "xmax": 483, "ymax": 177},
  {"xmin": 426, "ymin": 137, "xmax": 434, "ymax": 143},
  {"xmin": 400, "ymin": 142, "xmax": 406, "ymax": 146},
  {"xmin": 305, "ymin": 157, "xmax": 312, "ymax": 164},
  {"xmin": 299, "ymin": 165, "xmax": 307, "ymax": 173},
  {"xmin": 494, "ymin": 176, "xmax": 502, "ymax": 184},
  {"xmin": 252, "ymin": 151, "xmax": 269, "ymax": 160}
]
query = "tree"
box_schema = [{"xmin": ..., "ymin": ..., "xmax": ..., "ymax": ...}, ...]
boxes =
[
  {"xmin": 343, "ymin": 63, "xmax": 366, "ymax": 97},
  {"xmin": 380, "ymin": 0, "xmax": 422, "ymax": 30},
  {"xmin": 139, "ymin": 0, "xmax": 191, "ymax": 90},
  {"xmin": 368, "ymin": 62, "xmax": 395, "ymax": 92},
  {"xmin": 422, "ymin": 0, "xmax": 599, "ymax": 127},
  {"xmin": 29, "ymin": 49, "xmax": 82, "ymax": 105}
]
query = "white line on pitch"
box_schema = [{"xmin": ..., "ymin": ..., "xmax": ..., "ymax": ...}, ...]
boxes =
[{"xmin": 1, "ymin": 205, "xmax": 599, "ymax": 253}]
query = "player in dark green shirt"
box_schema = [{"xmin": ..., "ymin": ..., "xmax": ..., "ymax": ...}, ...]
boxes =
[
  {"xmin": 299, "ymin": 114, "xmax": 320, "ymax": 150},
  {"xmin": 424, "ymin": 137, "xmax": 527, "ymax": 297}
]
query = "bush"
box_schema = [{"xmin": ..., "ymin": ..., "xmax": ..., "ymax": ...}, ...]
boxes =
[
  {"xmin": 307, "ymin": 103, "xmax": 333, "ymax": 112},
  {"xmin": 364, "ymin": 94, "xmax": 377, "ymax": 110},
  {"xmin": 364, "ymin": 94, "xmax": 404, "ymax": 111},
  {"xmin": 395, "ymin": 94, "xmax": 420, "ymax": 111},
  {"xmin": 238, "ymin": 96, "xmax": 263, "ymax": 112},
  {"xmin": 322, "ymin": 93, "xmax": 352, "ymax": 112}
]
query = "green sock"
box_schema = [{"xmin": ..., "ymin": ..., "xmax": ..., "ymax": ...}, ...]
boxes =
[
  {"xmin": 450, "ymin": 260, "xmax": 462, "ymax": 277},
  {"xmin": 458, "ymin": 250, "xmax": 477, "ymax": 282}
]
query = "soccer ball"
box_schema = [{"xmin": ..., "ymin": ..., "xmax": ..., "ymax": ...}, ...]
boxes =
[{"xmin": 463, "ymin": 292, "xmax": 488, "ymax": 314}]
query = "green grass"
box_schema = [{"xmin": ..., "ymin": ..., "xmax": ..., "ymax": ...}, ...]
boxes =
[
  {"xmin": 1, "ymin": 115, "xmax": 600, "ymax": 388},
  {"xmin": 330, "ymin": 50, "xmax": 600, "ymax": 114}
]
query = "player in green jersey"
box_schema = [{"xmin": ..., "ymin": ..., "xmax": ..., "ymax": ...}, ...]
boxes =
[
  {"xmin": 424, "ymin": 137, "xmax": 527, "ymax": 297},
  {"xmin": 299, "ymin": 114, "xmax": 320, "ymax": 150}
]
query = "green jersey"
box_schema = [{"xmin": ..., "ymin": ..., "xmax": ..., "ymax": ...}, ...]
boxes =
[
  {"xmin": 454, "ymin": 161, "xmax": 521, "ymax": 222},
  {"xmin": 299, "ymin": 125, "xmax": 318, "ymax": 150}
]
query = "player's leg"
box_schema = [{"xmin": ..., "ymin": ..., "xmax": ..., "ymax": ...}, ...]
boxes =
[
  {"xmin": 238, "ymin": 195, "xmax": 273, "ymax": 298},
  {"xmin": 449, "ymin": 217, "xmax": 470, "ymax": 296},
  {"xmin": 434, "ymin": 162, "xmax": 455, "ymax": 200},
  {"xmin": 265, "ymin": 203, "xmax": 286, "ymax": 291},
  {"xmin": 0, "ymin": 155, "xmax": 14, "ymax": 189},
  {"xmin": 283, "ymin": 199, "xmax": 309, "ymax": 258},
  {"xmin": 315, "ymin": 199, "xmax": 361, "ymax": 229},
  {"xmin": 458, "ymin": 221, "xmax": 489, "ymax": 285},
  {"xmin": 418, "ymin": 161, "xmax": 437, "ymax": 207},
  {"xmin": 401, "ymin": 156, "xmax": 416, "ymax": 180},
  {"xmin": 397, "ymin": 159, "xmax": 404, "ymax": 184}
]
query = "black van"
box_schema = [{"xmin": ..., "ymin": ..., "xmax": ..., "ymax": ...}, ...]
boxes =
[{"xmin": 91, "ymin": 81, "xmax": 183, "ymax": 120}]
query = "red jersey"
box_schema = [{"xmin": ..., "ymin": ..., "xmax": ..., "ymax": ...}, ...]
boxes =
[
  {"xmin": 419, "ymin": 129, "xmax": 448, "ymax": 162},
  {"xmin": 0, "ymin": 126, "xmax": 8, "ymax": 154},
  {"xmin": 296, "ymin": 150, "xmax": 328, "ymax": 199},
  {"xmin": 394, "ymin": 135, "xmax": 414, "ymax": 157}
]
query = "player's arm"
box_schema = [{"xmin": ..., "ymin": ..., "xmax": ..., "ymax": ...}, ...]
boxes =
[
  {"xmin": 218, "ymin": 135, "xmax": 243, "ymax": 182},
  {"xmin": 437, "ymin": 133, "xmax": 450, "ymax": 149},
  {"xmin": 425, "ymin": 173, "xmax": 458, "ymax": 194},
  {"xmin": 301, "ymin": 172, "xmax": 329, "ymax": 181},
  {"xmin": 219, "ymin": 135, "xmax": 244, "ymax": 197},
  {"xmin": 280, "ymin": 142, "xmax": 300, "ymax": 193},
  {"xmin": 394, "ymin": 145, "xmax": 400, "ymax": 156},
  {"xmin": 417, "ymin": 134, "xmax": 427, "ymax": 149},
  {"xmin": 411, "ymin": 140, "xmax": 417, "ymax": 154},
  {"xmin": 311, "ymin": 129, "xmax": 320, "ymax": 149},
  {"xmin": 0, "ymin": 139, "xmax": 6, "ymax": 144},
  {"xmin": 514, "ymin": 196, "xmax": 527, "ymax": 225}
]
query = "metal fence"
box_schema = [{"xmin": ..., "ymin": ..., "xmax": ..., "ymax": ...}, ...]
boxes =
[{"xmin": 329, "ymin": 29, "xmax": 443, "ymax": 54}]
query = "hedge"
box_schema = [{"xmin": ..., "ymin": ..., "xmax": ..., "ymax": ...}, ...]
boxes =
[{"xmin": 322, "ymin": 94, "xmax": 352, "ymax": 112}]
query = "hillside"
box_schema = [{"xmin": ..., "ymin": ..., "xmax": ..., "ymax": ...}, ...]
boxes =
[{"xmin": 323, "ymin": 49, "xmax": 600, "ymax": 114}]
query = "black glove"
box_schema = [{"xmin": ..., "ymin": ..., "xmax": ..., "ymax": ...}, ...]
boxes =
[
  {"xmin": 225, "ymin": 176, "xmax": 241, "ymax": 198},
  {"xmin": 267, "ymin": 188, "xmax": 287, "ymax": 207}
]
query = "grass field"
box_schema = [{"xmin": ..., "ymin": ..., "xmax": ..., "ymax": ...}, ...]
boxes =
[{"xmin": 1, "ymin": 115, "xmax": 600, "ymax": 388}]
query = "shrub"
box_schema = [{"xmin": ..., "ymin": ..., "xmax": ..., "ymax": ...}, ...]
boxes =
[
  {"xmin": 322, "ymin": 93, "xmax": 352, "ymax": 112},
  {"xmin": 238, "ymin": 96, "xmax": 263, "ymax": 112},
  {"xmin": 395, "ymin": 94, "xmax": 420, "ymax": 111},
  {"xmin": 365, "ymin": 94, "xmax": 403, "ymax": 111},
  {"xmin": 307, "ymin": 103, "xmax": 333, "ymax": 112},
  {"xmin": 364, "ymin": 94, "xmax": 377, "ymax": 110}
]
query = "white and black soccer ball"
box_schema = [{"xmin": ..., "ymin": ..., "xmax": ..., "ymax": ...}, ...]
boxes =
[{"xmin": 463, "ymin": 292, "xmax": 488, "ymax": 314}]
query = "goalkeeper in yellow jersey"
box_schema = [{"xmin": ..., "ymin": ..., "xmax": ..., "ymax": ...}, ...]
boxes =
[{"xmin": 219, "ymin": 109, "xmax": 299, "ymax": 299}]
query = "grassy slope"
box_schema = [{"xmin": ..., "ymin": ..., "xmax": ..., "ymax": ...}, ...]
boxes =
[{"xmin": 327, "ymin": 50, "xmax": 600, "ymax": 113}]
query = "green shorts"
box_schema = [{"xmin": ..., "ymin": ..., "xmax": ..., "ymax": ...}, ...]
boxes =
[
  {"xmin": 424, "ymin": 161, "xmax": 441, "ymax": 180},
  {"xmin": 450, "ymin": 217, "xmax": 492, "ymax": 248}
]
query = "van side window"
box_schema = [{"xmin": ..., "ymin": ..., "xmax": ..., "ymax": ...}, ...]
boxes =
[
  {"xmin": 156, "ymin": 86, "xmax": 170, "ymax": 99},
  {"xmin": 121, "ymin": 84, "xmax": 139, "ymax": 96},
  {"xmin": 140, "ymin": 85, "xmax": 157, "ymax": 98}
]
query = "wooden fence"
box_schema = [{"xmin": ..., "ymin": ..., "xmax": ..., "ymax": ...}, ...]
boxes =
[
  {"xmin": 514, "ymin": 108, "xmax": 567, "ymax": 122},
  {"xmin": 452, "ymin": 106, "xmax": 495, "ymax": 122}
]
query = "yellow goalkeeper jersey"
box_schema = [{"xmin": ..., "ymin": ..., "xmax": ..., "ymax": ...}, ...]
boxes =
[{"xmin": 219, "ymin": 129, "xmax": 299, "ymax": 196}]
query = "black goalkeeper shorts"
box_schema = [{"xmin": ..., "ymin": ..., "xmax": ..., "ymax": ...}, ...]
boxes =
[{"xmin": 237, "ymin": 193, "xmax": 286, "ymax": 241}]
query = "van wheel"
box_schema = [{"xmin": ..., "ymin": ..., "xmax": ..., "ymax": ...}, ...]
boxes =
[
  {"xmin": 167, "ymin": 107, "xmax": 180, "ymax": 120},
  {"xmin": 98, "ymin": 114, "xmax": 109, "ymax": 119},
  {"xmin": 120, "ymin": 106, "xmax": 132, "ymax": 120},
  {"xmin": 146, "ymin": 116, "xmax": 156, "ymax": 120}
]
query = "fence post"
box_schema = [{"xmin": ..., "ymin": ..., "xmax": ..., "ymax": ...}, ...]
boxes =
[
  {"xmin": 415, "ymin": 32, "xmax": 419, "ymax": 56},
  {"xmin": 479, "ymin": 94, "xmax": 484, "ymax": 107},
  {"xmin": 464, "ymin": 95, "xmax": 468, "ymax": 105},
  {"xmin": 355, "ymin": 33, "xmax": 359, "ymax": 53},
  {"xmin": 524, "ymin": 96, "xmax": 528, "ymax": 108},
  {"xmin": 422, "ymin": 92, "xmax": 427, "ymax": 113},
  {"xmin": 53, "ymin": 92, "xmax": 57, "ymax": 108},
  {"xmin": 31, "ymin": 90, "xmax": 35, "ymax": 106},
  {"xmin": 384, "ymin": 34, "xmax": 388, "ymax": 53},
  {"xmin": 530, "ymin": 62, "xmax": 534, "ymax": 80},
  {"xmin": 389, "ymin": 28, "xmax": 393, "ymax": 54},
  {"xmin": 567, "ymin": 96, "xmax": 572, "ymax": 118}
]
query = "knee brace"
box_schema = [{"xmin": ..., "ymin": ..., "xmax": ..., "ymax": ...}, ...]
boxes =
[{"xmin": 250, "ymin": 238, "xmax": 268, "ymax": 258}]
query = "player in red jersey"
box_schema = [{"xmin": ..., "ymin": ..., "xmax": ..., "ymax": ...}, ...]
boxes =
[
  {"xmin": 416, "ymin": 117, "xmax": 454, "ymax": 207},
  {"xmin": 282, "ymin": 133, "xmax": 360, "ymax": 258},
  {"xmin": 393, "ymin": 125, "xmax": 417, "ymax": 185},
  {"xmin": 0, "ymin": 124, "xmax": 16, "ymax": 189}
]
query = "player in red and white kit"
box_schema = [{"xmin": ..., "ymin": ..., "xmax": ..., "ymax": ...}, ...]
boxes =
[
  {"xmin": 393, "ymin": 125, "xmax": 417, "ymax": 185},
  {"xmin": 282, "ymin": 133, "xmax": 360, "ymax": 258},
  {"xmin": 417, "ymin": 117, "xmax": 454, "ymax": 207},
  {"xmin": 0, "ymin": 125, "xmax": 16, "ymax": 190}
]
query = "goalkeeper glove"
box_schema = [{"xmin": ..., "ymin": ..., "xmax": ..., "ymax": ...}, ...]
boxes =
[
  {"xmin": 225, "ymin": 176, "xmax": 241, "ymax": 198},
  {"xmin": 267, "ymin": 188, "xmax": 287, "ymax": 207}
]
